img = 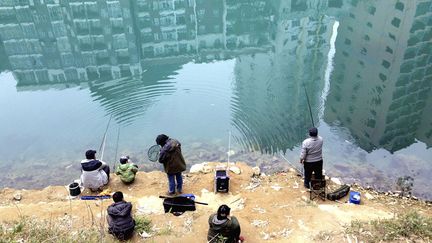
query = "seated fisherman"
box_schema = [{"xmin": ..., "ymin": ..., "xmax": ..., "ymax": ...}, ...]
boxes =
[
  {"xmin": 80, "ymin": 149, "xmax": 110, "ymax": 191},
  {"xmin": 207, "ymin": 205, "xmax": 244, "ymax": 243},
  {"xmin": 107, "ymin": 191, "xmax": 135, "ymax": 241},
  {"xmin": 115, "ymin": 156, "xmax": 139, "ymax": 184}
]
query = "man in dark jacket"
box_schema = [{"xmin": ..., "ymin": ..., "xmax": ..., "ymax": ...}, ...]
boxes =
[
  {"xmin": 207, "ymin": 205, "xmax": 243, "ymax": 243},
  {"xmin": 156, "ymin": 134, "xmax": 186, "ymax": 195},
  {"xmin": 107, "ymin": 191, "xmax": 135, "ymax": 240}
]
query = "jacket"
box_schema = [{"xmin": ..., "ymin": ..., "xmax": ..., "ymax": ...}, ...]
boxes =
[
  {"xmin": 207, "ymin": 214, "xmax": 241, "ymax": 243},
  {"xmin": 107, "ymin": 201, "xmax": 135, "ymax": 234},
  {"xmin": 158, "ymin": 138, "xmax": 186, "ymax": 174},
  {"xmin": 116, "ymin": 163, "xmax": 138, "ymax": 183},
  {"xmin": 80, "ymin": 159, "xmax": 108, "ymax": 190},
  {"xmin": 300, "ymin": 136, "xmax": 323, "ymax": 162}
]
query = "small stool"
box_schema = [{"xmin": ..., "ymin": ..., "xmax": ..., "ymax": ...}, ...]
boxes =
[{"xmin": 310, "ymin": 178, "xmax": 326, "ymax": 201}]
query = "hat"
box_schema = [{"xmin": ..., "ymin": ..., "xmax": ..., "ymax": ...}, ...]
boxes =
[
  {"xmin": 156, "ymin": 134, "xmax": 169, "ymax": 146},
  {"xmin": 119, "ymin": 156, "xmax": 129, "ymax": 164},
  {"xmin": 85, "ymin": 150, "xmax": 97, "ymax": 159},
  {"xmin": 309, "ymin": 127, "xmax": 318, "ymax": 137}
]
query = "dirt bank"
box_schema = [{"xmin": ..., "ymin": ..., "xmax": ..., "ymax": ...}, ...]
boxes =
[{"xmin": 0, "ymin": 162, "xmax": 430, "ymax": 242}]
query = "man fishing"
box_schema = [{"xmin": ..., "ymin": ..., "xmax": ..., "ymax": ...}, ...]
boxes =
[
  {"xmin": 156, "ymin": 134, "xmax": 186, "ymax": 195},
  {"xmin": 80, "ymin": 149, "xmax": 110, "ymax": 191},
  {"xmin": 299, "ymin": 127, "xmax": 323, "ymax": 189}
]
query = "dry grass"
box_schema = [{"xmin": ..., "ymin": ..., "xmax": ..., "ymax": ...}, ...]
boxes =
[
  {"xmin": 0, "ymin": 216, "xmax": 115, "ymax": 243},
  {"xmin": 345, "ymin": 211, "xmax": 432, "ymax": 242}
]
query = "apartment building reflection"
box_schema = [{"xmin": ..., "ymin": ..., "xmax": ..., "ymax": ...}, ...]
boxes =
[
  {"xmin": 324, "ymin": 0, "xmax": 432, "ymax": 152},
  {"xmin": 0, "ymin": 0, "xmax": 347, "ymax": 150},
  {"xmin": 231, "ymin": 0, "xmax": 339, "ymax": 152},
  {"xmin": 0, "ymin": 0, "xmax": 142, "ymax": 85}
]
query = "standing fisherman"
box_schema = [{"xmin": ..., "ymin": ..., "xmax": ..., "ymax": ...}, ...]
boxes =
[
  {"xmin": 156, "ymin": 134, "xmax": 186, "ymax": 195},
  {"xmin": 299, "ymin": 127, "xmax": 323, "ymax": 189}
]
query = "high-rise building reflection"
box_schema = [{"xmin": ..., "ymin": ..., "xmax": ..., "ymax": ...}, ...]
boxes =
[
  {"xmin": 324, "ymin": 0, "xmax": 432, "ymax": 153},
  {"xmin": 1, "ymin": 0, "xmax": 430, "ymax": 154}
]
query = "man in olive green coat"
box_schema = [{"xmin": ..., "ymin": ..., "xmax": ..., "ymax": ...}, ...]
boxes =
[
  {"xmin": 115, "ymin": 156, "xmax": 138, "ymax": 184},
  {"xmin": 156, "ymin": 134, "xmax": 186, "ymax": 195}
]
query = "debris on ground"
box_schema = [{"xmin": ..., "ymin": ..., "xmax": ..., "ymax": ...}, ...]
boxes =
[
  {"xmin": 13, "ymin": 192, "xmax": 22, "ymax": 201},
  {"xmin": 251, "ymin": 219, "xmax": 269, "ymax": 227}
]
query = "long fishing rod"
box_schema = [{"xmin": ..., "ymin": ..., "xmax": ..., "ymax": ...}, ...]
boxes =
[
  {"xmin": 302, "ymin": 82, "xmax": 315, "ymax": 128},
  {"xmin": 99, "ymin": 114, "xmax": 113, "ymax": 161},
  {"xmin": 279, "ymin": 151, "xmax": 304, "ymax": 177},
  {"xmin": 227, "ymin": 130, "xmax": 231, "ymax": 169},
  {"xmin": 113, "ymin": 126, "xmax": 121, "ymax": 171}
]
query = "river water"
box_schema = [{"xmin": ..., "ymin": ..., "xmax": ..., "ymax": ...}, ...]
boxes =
[{"xmin": 0, "ymin": 0, "xmax": 431, "ymax": 199}]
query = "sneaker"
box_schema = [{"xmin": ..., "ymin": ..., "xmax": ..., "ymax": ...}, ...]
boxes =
[{"xmin": 167, "ymin": 191, "xmax": 175, "ymax": 196}]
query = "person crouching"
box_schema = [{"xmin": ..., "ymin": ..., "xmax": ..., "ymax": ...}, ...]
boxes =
[
  {"xmin": 107, "ymin": 191, "xmax": 135, "ymax": 241},
  {"xmin": 80, "ymin": 149, "xmax": 110, "ymax": 191},
  {"xmin": 115, "ymin": 156, "xmax": 138, "ymax": 184},
  {"xmin": 207, "ymin": 205, "xmax": 243, "ymax": 243}
]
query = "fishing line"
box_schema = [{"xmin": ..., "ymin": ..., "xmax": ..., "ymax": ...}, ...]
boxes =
[{"xmin": 99, "ymin": 114, "xmax": 113, "ymax": 161}]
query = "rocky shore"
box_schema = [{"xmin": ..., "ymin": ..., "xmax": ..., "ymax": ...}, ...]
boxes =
[{"xmin": 1, "ymin": 162, "xmax": 431, "ymax": 242}]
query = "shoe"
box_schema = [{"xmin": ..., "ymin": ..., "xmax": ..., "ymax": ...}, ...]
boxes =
[
  {"xmin": 167, "ymin": 191, "xmax": 175, "ymax": 196},
  {"xmin": 177, "ymin": 190, "xmax": 183, "ymax": 194}
]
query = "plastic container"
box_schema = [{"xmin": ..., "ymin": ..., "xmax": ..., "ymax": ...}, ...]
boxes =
[{"xmin": 349, "ymin": 191, "xmax": 361, "ymax": 204}]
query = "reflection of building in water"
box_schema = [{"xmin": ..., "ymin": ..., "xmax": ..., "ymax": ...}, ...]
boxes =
[
  {"xmin": 324, "ymin": 0, "xmax": 432, "ymax": 152},
  {"xmin": 231, "ymin": 0, "xmax": 337, "ymax": 152},
  {"xmin": 0, "ymin": 36, "xmax": 8, "ymax": 72},
  {"xmin": 135, "ymin": 0, "xmax": 275, "ymax": 62},
  {"xmin": 0, "ymin": 0, "xmax": 141, "ymax": 85}
]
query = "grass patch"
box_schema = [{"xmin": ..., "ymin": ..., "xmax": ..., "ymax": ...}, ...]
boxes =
[
  {"xmin": 0, "ymin": 216, "xmax": 113, "ymax": 243},
  {"xmin": 135, "ymin": 216, "xmax": 153, "ymax": 233},
  {"xmin": 345, "ymin": 211, "xmax": 432, "ymax": 242}
]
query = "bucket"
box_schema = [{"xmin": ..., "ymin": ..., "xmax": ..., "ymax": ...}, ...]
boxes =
[{"xmin": 69, "ymin": 182, "xmax": 81, "ymax": 196}]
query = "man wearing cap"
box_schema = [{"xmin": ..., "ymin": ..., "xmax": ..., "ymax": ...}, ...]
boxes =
[
  {"xmin": 299, "ymin": 127, "xmax": 324, "ymax": 189},
  {"xmin": 207, "ymin": 204, "xmax": 243, "ymax": 243},
  {"xmin": 115, "ymin": 156, "xmax": 139, "ymax": 184},
  {"xmin": 80, "ymin": 149, "xmax": 110, "ymax": 191},
  {"xmin": 156, "ymin": 134, "xmax": 186, "ymax": 195}
]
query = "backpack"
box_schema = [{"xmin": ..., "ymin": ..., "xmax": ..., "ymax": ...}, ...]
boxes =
[{"xmin": 326, "ymin": 185, "xmax": 350, "ymax": 201}]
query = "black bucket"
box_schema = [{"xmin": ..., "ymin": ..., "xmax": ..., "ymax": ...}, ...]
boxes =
[{"xmin": 69, "ymin": 182, "xmax": 81, "ymax": 196}]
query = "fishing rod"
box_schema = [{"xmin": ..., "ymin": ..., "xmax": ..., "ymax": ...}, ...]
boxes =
[
  {"xmin": 226, "ymin": 130, "xmax": 231, "ymax": 169},
  {"xmin": 279, "ymin": 151, "xmax": 304, "ymax": 177},
  {"xmin": 302, "ymin": 82, "xmax": 315, "ymax": 128},
  {"xmin": 113, "ymin": 126, "xmax": 121, "ymax": 171},
  {"xmin": 99, "ymin": 114, "xmax": 113, "ymax": 161}
]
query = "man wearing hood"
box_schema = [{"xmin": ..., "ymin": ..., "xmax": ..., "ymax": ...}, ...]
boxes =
[
  {"xmin": 156, "ymin": 134, "xmax": 186, "ymax": 195},
  {"xmin": 80, "ymin": 149, "xmax": 110, "ymax": 191},
  {"xmin": 115, "ymin": 156, "xmax": 138, "ymax": 184},
  {"xmin": 107, "ymin": 191, "xmax": 135, "ymax": 240},
  {"xmin": 207, "ymin": 205, "xmax": 243, "ymax": 243}
]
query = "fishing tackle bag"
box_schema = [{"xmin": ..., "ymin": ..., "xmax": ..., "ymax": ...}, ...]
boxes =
[{"xmin": 326, "ymin": 184, "xmax": 350, "ymax": 201}]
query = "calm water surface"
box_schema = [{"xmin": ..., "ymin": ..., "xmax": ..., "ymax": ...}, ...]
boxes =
[{"xmin": 0, "ymin": 0, "xmax": 431, "ymax": 199}]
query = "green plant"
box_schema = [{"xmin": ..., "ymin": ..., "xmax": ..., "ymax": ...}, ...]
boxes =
[
  {"xmin": 345, "ymin": 211, "xmax": 432, "ymax": 242},
  {"xmin": 135, "ymin": 216, "xmax": 153, "ymax": 233}
]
